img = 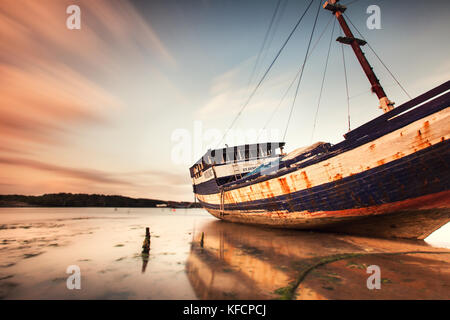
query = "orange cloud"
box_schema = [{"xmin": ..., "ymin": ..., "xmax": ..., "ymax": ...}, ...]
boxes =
[
  {"xmin": 0, "ymin": 157, "xmax": 191, "ymax": 201},
  {"xmin": 0, "ymin": 0, "xmax": 178, "ymax": 198},
  {"xmin": 0, "ymin": 156, "xmax": 130, "ymax": 185}
]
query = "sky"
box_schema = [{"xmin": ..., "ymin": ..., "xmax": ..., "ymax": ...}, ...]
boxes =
[{"xmin": 0, "ymin": 0, "xmax": 449, "ymax": 201}]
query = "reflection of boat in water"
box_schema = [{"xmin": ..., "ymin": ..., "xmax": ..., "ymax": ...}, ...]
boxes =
[
  {"xmin": 189, "ymin": 0, "xmax": 450, "ymax": 239},
  {"xmin": 186, "ymin": 221, "xmax": 450, "ymax": 300}
]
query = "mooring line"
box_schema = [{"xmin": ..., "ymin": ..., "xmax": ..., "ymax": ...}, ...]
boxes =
[{"xmin": 277, "ymin": 250, "xmax": 450, "ymax": 300}]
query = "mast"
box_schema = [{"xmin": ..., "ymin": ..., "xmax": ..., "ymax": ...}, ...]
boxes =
[{"xmin": 324, "ymin": 0, "xmax": 394, "ymax": 113}]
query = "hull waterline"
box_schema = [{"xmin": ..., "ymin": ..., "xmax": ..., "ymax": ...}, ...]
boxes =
[{"xmin": 190, "ymin": 83, "xmax": 450, "ymax": 239}]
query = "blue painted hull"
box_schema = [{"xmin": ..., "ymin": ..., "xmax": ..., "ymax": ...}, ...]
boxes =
[
  {"xmin": 198, "ymin": 139, "xmax": 449, "ymax": 212},
  {"xmin": 191, "ymin": 81, "xmax": 450, "ymax": 239}
]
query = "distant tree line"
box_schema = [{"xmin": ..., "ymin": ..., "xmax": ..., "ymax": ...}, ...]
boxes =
[{"xmin": 0, "ymin": 193, "xmax": 201, "ymax": 208}]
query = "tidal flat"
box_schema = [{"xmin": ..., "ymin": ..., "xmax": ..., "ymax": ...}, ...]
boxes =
[{"xmin": 0, "ymin": 208, "xmax": 449, "ymax": 299}]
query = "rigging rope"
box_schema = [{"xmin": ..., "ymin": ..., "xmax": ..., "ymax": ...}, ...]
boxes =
[
  {"xmin": 340, "ymin": 29, "xmax": 351, "ymax": 132},
  {"xmin": 343, "ymin": 0, "xmax": 363, "ymax": 6},
  {"xmin": 258, "ymin": 14, "xmax": 334, "ymax": 140},
  {"xmin": 348, "ymin": 82, "xmax": 403, "ymax": 100},
  {"xmin": 282, "ymin": 0, "xmax": 322, "ymax": 142},
  {"xmin": 258, "ymin": 0, "xmax": 289, "ymax": 80},
  {"xmin": 343, "ymin": 13, "xmax": 412, "ymax": 100},
  {"xmin": 245, "ymin": 0, "xmax": 283, "ymax": 91},
  {"xmin": 310, "ymin": 19, "xmax": 336, "ymax": 143},
  {"xmin": 217, "ymin": 0, "xmax": 316, "ymax": 147}
]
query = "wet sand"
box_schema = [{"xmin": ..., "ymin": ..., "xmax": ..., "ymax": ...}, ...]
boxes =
[
  {"xmin": 188, "ymin": 221, "xmax": 450, "ymax": 299},
  {"xmin": 0, "ymin": 208, "xmax": 210, "ymax": 299},
  {"xmin": 0, "ymin": 208, "xmax": 449, "ymax": 299}
]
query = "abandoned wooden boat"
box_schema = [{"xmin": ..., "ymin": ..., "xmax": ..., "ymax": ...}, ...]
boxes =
[{"xmin": 189, "ymin": 0, "xmax": 450, "ymax": 239}]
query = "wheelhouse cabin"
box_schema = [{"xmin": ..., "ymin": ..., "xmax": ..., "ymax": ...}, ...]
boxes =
[{"xmin": 190, "ymin": 142, "xmax": 285, "ymax": 189}]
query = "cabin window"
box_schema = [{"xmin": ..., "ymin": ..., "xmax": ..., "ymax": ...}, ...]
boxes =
[
  {"xmin": 249, "ymin": 145, "xmax": 258, "ymax": 159},
  {"xmin": 203, "ymin": 154, "xmax": 211, "ymax": 164},
  {"xmin": 259, "ymin": 145, "xmax": 267, "ymax": 158},
  {"xmin": 237, "ymin": 147, "xmax": 245, "ymax": 161},
  {"xmin": 211, "ymin": 149, "xmax": 223, "ymax": 164},
  {"xmin": 210, "ymin": 150, "xmax": 219, "ymax": 164},
  {"xmin": 226, "ymin": 149, "xmax": 235, "ymax": 163},
  {"xmin": 245, "ymin": 145, "xmax": 250, "ymax": 160}
]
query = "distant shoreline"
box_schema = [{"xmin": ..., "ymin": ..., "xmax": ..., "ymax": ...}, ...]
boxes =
[{"xmin": 0, "ymin": 193, "xmax": 201, "ymax": 209}]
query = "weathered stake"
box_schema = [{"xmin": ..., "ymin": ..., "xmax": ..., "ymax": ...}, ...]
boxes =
[
  {"xmin": 200, "ymin": 232, "xmax": 204, "ymax": 248},
  {"xmin": 142, "ymin": 227, "xmax": 151, "ymax": 254}
]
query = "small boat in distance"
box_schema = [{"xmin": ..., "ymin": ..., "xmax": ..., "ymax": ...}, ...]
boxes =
[{"xmin": 189, "ymin": 0, "xmax": 450, "ymax": 239}]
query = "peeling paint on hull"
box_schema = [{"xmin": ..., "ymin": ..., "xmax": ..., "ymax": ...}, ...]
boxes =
[
  {"xmin": 204, "ymin": 191, "xmax": 450, "ymax": 239},
  {"xmin": 191, "ymin": 82, "xmax": 450, "ymax": 239}
]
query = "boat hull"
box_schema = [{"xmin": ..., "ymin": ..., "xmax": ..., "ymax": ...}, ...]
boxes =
[
  {"xmin": 191, "ymin": 82, "xmax": 450, "ymax": 239},
  {"xmin": 203, "ymin": 190, "xmax": 450, "ymax": 239}
]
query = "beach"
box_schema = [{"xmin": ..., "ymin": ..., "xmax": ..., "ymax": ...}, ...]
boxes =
[{"xmin": 0, "ymin": 207, "xmax": 449, "ymax": 299}]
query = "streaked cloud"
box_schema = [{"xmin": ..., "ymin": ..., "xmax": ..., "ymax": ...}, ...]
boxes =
[
  {"xmin": 0, "ymin": 0, "xmax": 181, "ymax": 199},
  {"xmin": 197, "ymin": 61, "xmax": 295, "ymax": 119},
  {"xmin": 0, "ymin": 156, "xmax": 191, "ymax": 201},
  {"xmin": 0, "ymin": 156, "xmax": 130, "ymax": 185}
]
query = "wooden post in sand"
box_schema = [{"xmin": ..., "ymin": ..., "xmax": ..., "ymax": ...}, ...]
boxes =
[
  {"xmin": 142, "ymin": 227, "xmax": 151, "ymax": 254},
  {"xmin": 200, "ymin": 232, "xmax": 204, "ymax": 248}
]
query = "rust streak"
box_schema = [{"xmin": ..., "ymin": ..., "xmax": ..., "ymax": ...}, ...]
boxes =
[
  {"xmin": 393, "ymin": 151, "xmax": 404, "ymax": 160},
  {"xmin": 278, "ymin": 177, "xmax": 291, "ymax": 194},
  {"xmin": 300, "ymin": 171, "xmax": 312, "ymax": 188}
]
